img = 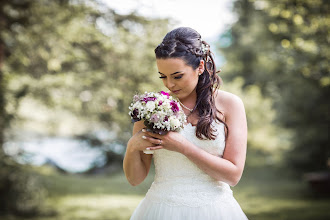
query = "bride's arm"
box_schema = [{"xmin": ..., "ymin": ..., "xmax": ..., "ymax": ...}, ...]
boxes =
[
  {"xmin": 183, "ymin": 92, "xmax": 247, "ymax": 186},
  {"xmin": 123, "ymin": 121, "xmax": 153, "ymax": 186}
]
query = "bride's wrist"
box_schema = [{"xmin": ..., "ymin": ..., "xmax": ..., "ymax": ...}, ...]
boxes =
[
  {"xmin": 178, "ymin": 139, "xmax": 192, "ymax": 155},
  {"xmin": 180, "ymin": 141, "xmax": 198, "ymax": 156},
  {"xmin": 127, "ymin": 139, "xmax": 141, "ymax": 154}
]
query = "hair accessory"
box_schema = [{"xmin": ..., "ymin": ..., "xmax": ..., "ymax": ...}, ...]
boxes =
[{"xmin": 201, "ymin": 41, "xmax": 210, "ymax": 55}]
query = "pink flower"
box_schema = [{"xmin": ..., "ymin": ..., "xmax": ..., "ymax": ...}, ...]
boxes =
[
  {"xmin": 170, "ymin": 101, "xmax": 179, "ymax": 112},
  {"xmin": 133, "ymin": 95, "xmax": 140, "ymax": 102},
  {"xmin": 160, "ymin": 91, "xmax": 170, "ymax": 98}
]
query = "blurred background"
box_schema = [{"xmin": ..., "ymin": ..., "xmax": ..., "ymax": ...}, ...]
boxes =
[{"xmin": 0, "ymin": 0, "xmax": 329, "ymax": 219}]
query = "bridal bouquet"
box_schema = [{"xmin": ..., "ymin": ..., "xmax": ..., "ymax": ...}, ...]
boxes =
[{"xmin": 128, "ymin": 91, "xmax": 186, "ymax": 154}]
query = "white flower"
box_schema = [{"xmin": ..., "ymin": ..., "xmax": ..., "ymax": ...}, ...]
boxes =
[
  {"xmin": 162, "ymin": 99, "xmax": 171, "ymax": 109},
  {"xmin": 169, "ymin": 117, "xmax": 181, "ymax": 129},
  {"xmin": 146, "ymin": 101, "xmax": 156, "ymax": 112},
  {"xmin": 158, "ymin": 95, "xmax": 165, "ymax": 102},
  {"xmin": 133, "ymin": 102, "xmax": 142, "ymax": 110}
]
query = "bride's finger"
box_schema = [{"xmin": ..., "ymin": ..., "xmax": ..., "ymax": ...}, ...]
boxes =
[
  {"xmin": 142, "ymin": 129, "xmax": 162, "ymax": 139},
  {"xmin": 146, "ymin": 146, "xmax": 163, "ymax": 150},
  {"xmin": 142, "ymin": 135, "xmax": 162, "ymax": 145}
]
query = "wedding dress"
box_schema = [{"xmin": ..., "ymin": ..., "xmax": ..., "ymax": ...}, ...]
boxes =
[{"xmin": 130, "ymin": 122, "xmax": 248, "ymax": 220}]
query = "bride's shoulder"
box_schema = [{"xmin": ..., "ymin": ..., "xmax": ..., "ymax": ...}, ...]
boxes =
[
  {"xmin": 214, "ymin": 89, "xmax": 243, "ymax": 103},
  {"xmin": 214, "ymin": 89, "xmax": 245, "ymax": 119}
]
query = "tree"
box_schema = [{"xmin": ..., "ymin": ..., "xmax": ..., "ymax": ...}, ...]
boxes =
[
  {"xmin": 0, "ymin": 0, "xmax": 49, "ymax": 216},
  {"xmin": 220, "ymin": 0, "xmax": 329, "ymax": 172},
  {"xmin": 1, "ymin": 0, "xmax": 170, "ymax": 215},
  {"xmin": 4, "ymin": 0, "xmax": 169, "ymax": 146}
]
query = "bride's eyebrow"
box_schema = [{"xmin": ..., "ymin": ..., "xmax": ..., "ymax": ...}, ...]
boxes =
[{"xmin": 158, "ymin": 71, "xmax": 184, "ymax": 75}]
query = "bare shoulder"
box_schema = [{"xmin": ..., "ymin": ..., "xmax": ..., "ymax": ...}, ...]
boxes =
[
  {"xmin": 214, "ymin": 89, "xmax": 244, "ymax": 106},
  {"xmin": 214, "ymin": 89, "xmax": 245, "ymax": 120}
]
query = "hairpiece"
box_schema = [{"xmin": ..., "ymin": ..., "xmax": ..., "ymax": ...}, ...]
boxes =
[{"xmin": 201, "ymin": 41, "xmax": 210, "ymax": 55}]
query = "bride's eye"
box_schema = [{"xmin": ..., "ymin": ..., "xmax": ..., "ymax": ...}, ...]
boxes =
[
  {"xmin": 159, "ymin": 76, "xmax": 166, "ymax": 79},
  {"xmin": 174, "ymin": 75, "xmax": 183, "ymax": 79}
]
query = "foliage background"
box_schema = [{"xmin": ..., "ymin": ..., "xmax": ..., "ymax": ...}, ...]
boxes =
[{"xmin": 0, "ymin": 0, "xmax": 329, "ymax": 219}]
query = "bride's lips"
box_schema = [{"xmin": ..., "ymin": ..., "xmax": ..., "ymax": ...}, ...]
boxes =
[{"xmin": 172, "ymin": 89, "xmax": 181, "ymax": 94}]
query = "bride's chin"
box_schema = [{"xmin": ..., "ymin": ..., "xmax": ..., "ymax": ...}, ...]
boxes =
[{"xmin": 175, "ymin": 94, "xmax": 186, "ymax": 100}]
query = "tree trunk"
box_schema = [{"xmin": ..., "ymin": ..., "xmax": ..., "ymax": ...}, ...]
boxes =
[{"xmin": 0, "ymin": 37, "xmax": 5, "ymax": 154}]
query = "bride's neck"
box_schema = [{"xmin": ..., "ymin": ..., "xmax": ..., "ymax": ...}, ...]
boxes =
[{"xmin": 178, "ymin": 93, "xmax": 197, "ymax": 110}]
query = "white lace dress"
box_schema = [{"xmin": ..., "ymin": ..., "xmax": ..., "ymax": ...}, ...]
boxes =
[{"xmin": 130, "ymin": 122, "xmax": 248, "ymax": 220}]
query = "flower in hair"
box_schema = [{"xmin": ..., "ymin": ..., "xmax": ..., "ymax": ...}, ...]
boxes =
[{"xmin": 201, "ymin": 42, "xmax": 210, "ymax": 54}]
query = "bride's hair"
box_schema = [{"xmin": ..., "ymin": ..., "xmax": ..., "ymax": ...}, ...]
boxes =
[{"xmin": 154, "ymin": 27, "xmax": 228, "ymax": 140}]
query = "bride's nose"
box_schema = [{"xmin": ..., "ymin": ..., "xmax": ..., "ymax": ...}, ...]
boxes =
[{"xmin": 165, "ymin": 78, "xmax": 175, "ymax": 89}]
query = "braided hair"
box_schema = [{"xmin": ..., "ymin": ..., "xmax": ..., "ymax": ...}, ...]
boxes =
[{"xmin": 155, "ymin": 27, "xmax": 228, "ymax": 140}]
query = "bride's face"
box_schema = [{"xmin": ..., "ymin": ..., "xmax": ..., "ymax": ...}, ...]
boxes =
[{"xmin": 156, "ymin": 58, "xmax": 204, "ymax": 100}]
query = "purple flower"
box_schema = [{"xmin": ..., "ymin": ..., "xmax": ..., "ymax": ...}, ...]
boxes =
[
  {"xmin": 164, "ymin": 116, "xmax": 169, "ymax": 122},
  {"xmin": 159, "ymin": 101, "xmax": 163, "ymax": 106},
  {"xmin": 150, "ymin": 114, "xmax": 160, "ymax": 123},
  {"xmin": 131, "ymin": 108, "xmax": 139, "ymax": 117},
  {"xmin": 170, "ymin": 101, "xmax": 179, "ymax": 113},
  {"xmin": 160, "ymin": 91, "xmax": 170, "ymax": 98},
  {"xmin": 143, "ymin": 96, "xmax": 157, "ymax": 103},
  {"xmin": 131, "ymin": 108, "xmax": 140, "ymax": 122}
]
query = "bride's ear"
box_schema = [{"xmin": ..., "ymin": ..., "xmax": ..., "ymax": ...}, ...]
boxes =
[{"xmin": 198, "ymin": 60, "xmax": 205, "ymax": 75}]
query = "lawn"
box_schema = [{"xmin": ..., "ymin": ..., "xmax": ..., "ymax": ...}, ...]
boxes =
[{"xmin": 2, "ymin": 164, "xmax": 330, "ymax": 220}]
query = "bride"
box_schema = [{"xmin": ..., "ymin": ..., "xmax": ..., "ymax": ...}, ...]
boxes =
[{"xmin": 123, "ymin": 27, "xmax": 248, "ymax": 220}]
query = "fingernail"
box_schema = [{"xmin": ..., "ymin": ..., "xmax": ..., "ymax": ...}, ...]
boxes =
[
  {"xmin": 142, "ymin": 129, "xmax": 146, "ymax": 132},
  {"xmin": 146, "ymin": 148, "xmax": 150, "ymax": 150},
  {"xmin": 142, "ymin": 136, "xmax": 146, "ymax": 139}
]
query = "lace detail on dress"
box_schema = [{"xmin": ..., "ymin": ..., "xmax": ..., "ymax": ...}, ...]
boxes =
[{"xmin": 146, "ymin": 121, "xmax": 231, "ymax": 207}]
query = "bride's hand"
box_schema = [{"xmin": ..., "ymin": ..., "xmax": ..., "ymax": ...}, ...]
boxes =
[
  {"xmin": 129, "ymin": 129, "xmax": 159, "ymax": 152},
  {"xmin": 141, "ymin": 129, "xmax": 188, "ymax": 153}
]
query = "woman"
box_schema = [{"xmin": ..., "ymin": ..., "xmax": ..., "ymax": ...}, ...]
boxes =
[{"xmin": 123, "ymin": 27, "xmax": 248, "ymax": 220}]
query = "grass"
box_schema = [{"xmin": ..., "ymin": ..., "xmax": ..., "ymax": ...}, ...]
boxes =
[
  {"xmin": 2, "ymin": 164, "xmax": 330, "ymax": 220},
  {"xmin": 234, "ymin": 166, "xmax": 330, "ymax": 220}
]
